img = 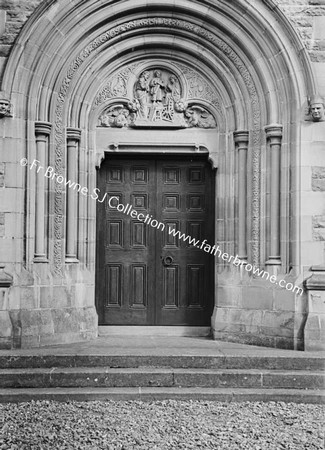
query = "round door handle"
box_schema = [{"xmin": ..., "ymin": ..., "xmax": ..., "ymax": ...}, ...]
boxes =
[{"xmin": 162, "ymin": 256, "xmax": 174, "ymax": 266}]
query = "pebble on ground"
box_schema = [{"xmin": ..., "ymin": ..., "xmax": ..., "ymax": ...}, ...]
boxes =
[{"xmin": 0, "ymin": 400, "xmax": 324, "ymax": 449}]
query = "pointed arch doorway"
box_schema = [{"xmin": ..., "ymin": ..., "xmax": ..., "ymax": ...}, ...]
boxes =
[{"xmin": 95, "ymin": 151, "xmax": 215, "ymax": 326}]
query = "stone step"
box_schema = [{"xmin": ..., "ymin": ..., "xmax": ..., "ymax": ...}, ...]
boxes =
[
  {"xmin": 0, "ymin": 367, "xmax": 324, "ymax": 390},
  {"xmin": 0, "ymin": 387, "xmax": 324, "ymax": 404},
  {"xmin": 1, "ymin": 354, "xmax": 324, "ymax": 370}
]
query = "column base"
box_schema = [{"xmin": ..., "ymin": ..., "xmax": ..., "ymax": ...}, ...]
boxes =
[
  {"xmin": 237, "ymin": 256, "xmax": 248, "ymax": 264},
  {"xmin": 65, "ymin": 257, "xmax": 79, "ymax": 264},
  {"xmin": 265, "ymin": 257, "xmax": 282, "ymax": 266},
  {"xmin": 33, "ymin": 256, "xmax": 48, "ymax": 263}
]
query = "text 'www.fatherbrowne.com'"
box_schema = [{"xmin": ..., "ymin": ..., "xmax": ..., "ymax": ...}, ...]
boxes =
[
  {"xmin": 107, "ymin": 196, "xmax": 303, "ymax": 296},
  {"xmin": 20, "ymin": 159, "xmax": 303, "ymax": 296}
]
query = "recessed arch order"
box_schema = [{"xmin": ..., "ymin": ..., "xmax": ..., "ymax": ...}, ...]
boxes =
[{"xmin": 2, "ymin": 0, "xmax": 315, "ymax": 272}]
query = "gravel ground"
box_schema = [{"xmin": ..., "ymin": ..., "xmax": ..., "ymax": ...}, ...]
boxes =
[{"xmin": 0, "ymin": 400, "xmax": 324, "ymax": 450}]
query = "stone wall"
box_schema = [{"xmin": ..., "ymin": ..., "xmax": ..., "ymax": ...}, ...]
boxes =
[
  {"xmin": 0, "ymin": 0, "xmax": 43, "ymax": 83},
  {"xmin": 275, "ymin": 0, "xmax": 325, "ymax": 93}
]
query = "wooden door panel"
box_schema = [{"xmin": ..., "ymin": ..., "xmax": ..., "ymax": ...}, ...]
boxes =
[
  {"xmin": 96, "ymin": 158, "xmax": 156, "ymax": 325},
  {"xmin": 155, "ymin": 158, "xmax": 214, "ymax": 325},
  {"xmin": 96, "ymin": 155, "xmax": 214, "ymax": 326}
]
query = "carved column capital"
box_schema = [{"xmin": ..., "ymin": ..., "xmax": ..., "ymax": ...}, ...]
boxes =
[
  {"xmin": 234, "ymin": 130, "xmax": 249, "ymax": 145},
  {"xmin": 35, "ymin": 121, "xmax": 52, "ymax": 136},
  {"xmin": 66, "ymin": 128, "xmax": 81, "ymax": 141},
  {"xmin": 265, "ymin": 124, "xmax": 283, "ymax": 142}
]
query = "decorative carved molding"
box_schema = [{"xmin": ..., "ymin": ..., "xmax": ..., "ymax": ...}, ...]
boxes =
[
  {"xmin": 177, "ymin": 64, "xmax": 221, "ymax": 113},
  {"xmin": 93, "ymin": 63, "xmax": 142, "ymax": 107},
  {"xmin": 98, "ymin": 101, "xmax": 216, "ymax": 130},
  {"xmin": 55, "ymin": 17, "xmax": 261, "ymax": 271},
  {"xmin": 0, "ymin": 98, "xmax": 13, "ymax": 118}
]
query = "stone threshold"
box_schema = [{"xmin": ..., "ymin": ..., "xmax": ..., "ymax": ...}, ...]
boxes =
[{"xmin": 98, "ymin": 326, "xmax": 211, "ymax": 337}]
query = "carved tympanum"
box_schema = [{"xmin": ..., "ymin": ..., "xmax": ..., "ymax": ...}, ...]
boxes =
[{"xmin": 98, "ymin": 68, "xmax": 216, "ymax": 129}]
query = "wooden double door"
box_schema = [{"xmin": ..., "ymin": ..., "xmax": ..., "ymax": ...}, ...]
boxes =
[{"xmin": 96, "ymin": 155, "xmax": 215, "ymax": 326}]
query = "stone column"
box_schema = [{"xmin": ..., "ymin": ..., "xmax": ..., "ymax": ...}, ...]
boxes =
[
  {"xmin": 265, "ymin": 124, "xmax": 283, "ymax": 266},
  {"xmin": 66, "ymin": 128, "xmax": 81, "ymax": 262},
  {"xmin": 34, "ymin": 121, "xmax": 51, "ymax": 262},
  {"xmin": 234, "ymin": 130, "xmax": 249, "ymax": 261}
]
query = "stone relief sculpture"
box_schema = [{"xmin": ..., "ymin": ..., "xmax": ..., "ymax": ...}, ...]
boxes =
[
  {"xmin": 0, "ymin": 98, "xmax": 13, "ymax": 118},
  {"xmin": 308, "ymin": 95, "xmax": 325, "ymax": 122},
  {"xmin": 135, "ymin": 70, "xmax": 150, "ymax": 118},
  {"xmin": 98, "ymin": 68, "xmax": 217, "ymax": 129}
]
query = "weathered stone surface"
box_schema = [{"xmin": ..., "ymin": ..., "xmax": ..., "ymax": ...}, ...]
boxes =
[
  {"xmin": 262, "ymin": 372, "xmax": 325, "ymax": 389},
  {"xmin": 20, "ymin": 309, "xmax": 54, "ymax": 338},
  {"xmin": 0, "ymin": 310, "xmax": 12, "ymax": 349},
  {"xmin": 242, "ymin": 288, "xmax": 273, "ymax": 310},
  {"xmin": 0, "ymin": 365, "xmax": 324, "ymax": 391},
  {"xmin": 312, "ymin": 167, "xmax": 325, "ymax": 191},
  {"xmin": 313, "ymin": 215, "xmax": 325, "ymax": 240},
  {"xmin": 0, "ymin": 213, "xmax": 4, "ymax": 237},
  {"xmin": 0, "ymin": 163, "xmax": 4, "ymax": 187}
]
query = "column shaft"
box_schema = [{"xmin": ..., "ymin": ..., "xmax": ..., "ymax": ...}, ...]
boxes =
[
  {"xmin": 234, "ymin": 131, "xmax": 249, "ymax": 261},
  {"xmin": 66, "ymin": 128, "xmax": 81, "ymax": 262},
  {"xmin": 265, "ymin": 124, "xmax": 283, "ymax": 265},
  {"xmin": 34, "ymin": 122, "xmax": 51, "ymax": 261}
]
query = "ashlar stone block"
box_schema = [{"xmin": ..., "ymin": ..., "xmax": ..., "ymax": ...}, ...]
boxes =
[
  {"xmin": 312, "ymin": 166, "xmax": 325, "ymax": 191},
  {"xmin": 313, "ymin": 215, "xmax": 325, "ymax": 240}
]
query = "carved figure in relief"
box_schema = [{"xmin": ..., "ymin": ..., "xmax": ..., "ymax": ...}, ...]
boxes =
[
  {"xmin": 184, "ymin": 106, "xmax": 216, "ymax": 128},
  {"xmin": 98, "ymin": 68, "xmax": 217, "ymax": 129},
  {"xmin": 111, "ymin": 76, "xmax": 126, "ymax": 97},
  {"xmin": 99, "ymin": 105, "xmax": 130, "ymax": 128},
  {"xmin": 165, "ymin": 75, "xmax": 180, "ymax": 104},
  {"xmin": 150, "ymin": 70, "xmax": 165, "ymax": 103},
  {"xmin": 309, "ymin": 95, "xmax": 325, "ymax": 122},
  {"xmin": 135, "ymin": 71, "xmax": 150, "ymax": 118}
]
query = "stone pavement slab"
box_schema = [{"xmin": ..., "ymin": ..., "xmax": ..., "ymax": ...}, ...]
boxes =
[{"xmin": 0, "ymin": 336, "xmax": 324, "ymax": 360}]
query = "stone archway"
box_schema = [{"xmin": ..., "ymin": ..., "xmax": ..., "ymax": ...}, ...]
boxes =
[{"xmin": 0, "ymin": 0, "xmax": 316, "ymax": 348}]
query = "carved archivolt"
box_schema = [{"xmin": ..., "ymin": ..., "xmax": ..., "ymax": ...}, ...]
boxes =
[
  {"xmin": 53, "ymin": 17, "xmax": 261, "ymax": 273},
  {"xmin": 97, "ymin": 68, "xmax": 217, "ymax": 129}
]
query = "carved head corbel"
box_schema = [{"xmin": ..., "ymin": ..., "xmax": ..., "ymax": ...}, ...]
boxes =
[
  {"xmin": 0, "ymin": 97, "xmax": 13, "ymax": 118},
  {"xmin": 308, "ymin": 95, "xmax": 325, "ymax": 122}
]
